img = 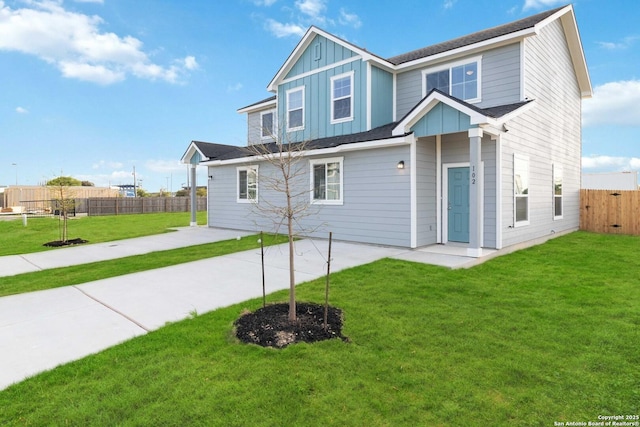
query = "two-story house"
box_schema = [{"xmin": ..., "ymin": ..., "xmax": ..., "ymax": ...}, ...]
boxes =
[{"xmin": 181, "ymin": 4, "xmax": 591, "ymax": 256}]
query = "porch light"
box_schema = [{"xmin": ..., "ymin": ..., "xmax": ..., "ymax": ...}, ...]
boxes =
[{"xmin": 397, "ymin": 161, "xmax": 405, "ymax": 169}]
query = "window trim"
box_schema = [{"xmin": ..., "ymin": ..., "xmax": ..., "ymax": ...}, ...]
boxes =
[
  {"xmin": 237, "ymin": 166, "xmax": 258, "ymax": 204},
  {"xmin": 286, "ymin": 86, "xmax": 305, "ymax": 132},
  {"xmin": 421, "ymin": 55, "xmax": 482, "ymax": 103},
  {"xmin": 514, "ymin": 154, "xmax": 529, "ymax": 227},
  {"xmin": 553, "ymin": 164, "xmax": 563, "ymax": 220},
  {"xmin": 330, "ymin": 71, "xmax": 354, "ymax": 124},
  {"xmin": 260, "ymin": 109, "xmax": 276, "ymax": 140},
  {"xmin": 309, "ymin": 157, "xmax": 344, "ymax": 205}
]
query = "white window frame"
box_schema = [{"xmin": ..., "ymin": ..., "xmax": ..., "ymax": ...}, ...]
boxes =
[
  {"xmin": 514, "ymin": 154, "xmax": 529, "ymax": 226},
  {"xmin": 330, "ymin": 71, "xmax": 354, "ymax": 124},
  {"xmin": 422, "ymin": 55, "xmax": 482, "ymax": 103},
  {"xmin": 553, "ymin": 164, "xmax": 563, "ymax": 220},
  {"xmin": 286, "ymin": 86, "xmax": 305, "ymax": 132},
  {"xmin": 237, "ymin": 166, "xmax": 258, "ymax": 203},
  {"xmin": 260, "ymin": 109, "xmax": 276, "ymax": 140},
  {"xmin": 310, "ymin": 157, "xmax": 344, "ymax": 205}
]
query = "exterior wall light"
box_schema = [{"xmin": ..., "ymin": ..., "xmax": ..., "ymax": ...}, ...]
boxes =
[{"xmin": 397, "ymin": 161, "xmax": 405, "ymax": 169}]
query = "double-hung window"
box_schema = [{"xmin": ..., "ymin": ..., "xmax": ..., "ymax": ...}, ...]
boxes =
[
  {"xmin": 310, "ymin": 157, "xmax": 343, "ymax": 205},
  {"xmin": 237, "ymin": 166, "xmax": 258, "ymax": 203},
  {"xmin": 514, "ymin": 154, "xmax": 529, "ymax": 225},
  {"xmin": 331, "ymin": 72, "xmax": 354, "ymax": 123},
  {"xmin": 260, "ymin": 110, "xmax": 275, "ymax": 139},
  {"xmin": 423, "ymin": 56, "xmax": 481, "ymax": 103},
  {"xmin": 553, "ymin": 164, "xmax": 563, "ymax": 219},
  {"xmin": 286, "ymin": 87, "xmax": 304, "ymax": 131}
]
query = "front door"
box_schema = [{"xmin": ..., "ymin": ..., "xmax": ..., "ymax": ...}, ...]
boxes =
[{"xmin": 448, "ymin": 167, "xmax": 469, "ymax": 243}]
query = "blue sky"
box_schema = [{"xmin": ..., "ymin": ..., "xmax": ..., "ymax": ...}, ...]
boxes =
[{"xmin": 1, "ymin": 0, "xmax": 639, "ymax": 192}]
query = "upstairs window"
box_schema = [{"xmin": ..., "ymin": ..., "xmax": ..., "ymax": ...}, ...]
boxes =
[
  {"xmin": 237, "ymin": 166, "xmax": 258, "ymax": 203},
  {"xmin": 286, "ymin": 87, "xmax": 304, "ymax": 131},
  {"xmin": 260, "ymin": 110, "xmax": 275, "ymax": 139},
  {"xmin": 553, "ymin": 164, "xmax": 563, "ymax": 219},
  {"xmin": 331, "ymin": 72, "xmax": 354, "ymax": 123},
  {"xmin": 423, "ymin": 57, "xmax": 481, "ymax": 103},
  {"xmin": 514, "ymin": 154, "xmax": 529, "ymax": 225},
  {"xmin": 310, "ymin": 157, "xmax": 343, "ymax": 205}
]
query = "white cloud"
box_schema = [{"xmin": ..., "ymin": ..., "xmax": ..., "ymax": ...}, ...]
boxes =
[
  {"xmin": 227, "ymin": 82, "xmax": 243, "ymax": 92},
  {"xmin": 443, "ymin": 0, "xmax": 457, "ymax": 10},
  {"xmin": 0, "ymin": 0, "xmax": 197, "ymax": 84},
  {"xmin": 15, "ymin": 106, "xmax": 29, "ymax": 114},
  {"xmin": 265, "ymin": 19, "xmax": 305, "ymax": 38},
  {"xmin": 295, "ymin": 0, "xmax": 326, "ymax": 19},
  {"xmin": 145, "ymin": 159, "xmax": 185, "ymax": 174},
  {"xmin": 582, "ymin": 156, "xmax": 640, "ymax": 171},
  {"xmin": 339, "ymin": 8, "xmax": 361, "ymax": 29},
  {"xmin": 597, "ymin": 36, "xmax": 640, "ymax": 51},
  {"xmin": 92, "ymin": 160, "xmax": 124, "ymax": 170},
  {"xmin": 583, "ymin": 80, "xmax": 640, "ymax": 127},
  {"xmin": 73, "ymin": 0, "xmax": 104, "ymax": 3},
  {"xmin": 523, "ymin": 0, "xmax": 565, "ymax": 11}
]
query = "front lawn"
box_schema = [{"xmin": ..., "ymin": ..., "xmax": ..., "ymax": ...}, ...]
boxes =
[
  {"xmin": 0, "ymin": 232, "xmax": 638, "ymax": 426},
  {"xmin": 0, "ymin": 211, "xmax": 207, "ymax": 256}
]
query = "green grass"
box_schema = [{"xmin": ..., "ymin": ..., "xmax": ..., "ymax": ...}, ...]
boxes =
[
  {"xmin": 0, "ymin": 211, "xmax": 207, "ymax": 256},
  {"xmin": 1, "ymin": 232, "xmax": 638, "ymax": 426},
  {"xmin": 0, "ymin": 233, "xmax": 287, "ymax": 297}
]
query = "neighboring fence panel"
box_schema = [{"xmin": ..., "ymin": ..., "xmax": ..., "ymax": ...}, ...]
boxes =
[
  {"xmin": 87, "ymin": 197, "xmax": 206, "ymax": 216},
  {"xmin": 580, "ymin": 189, "xmax": 640, "ymax": 235}
]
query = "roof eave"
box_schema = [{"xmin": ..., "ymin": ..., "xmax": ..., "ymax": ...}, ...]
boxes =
[
  {"xmin": 394, "ymin": 27, "xmax": 537, "ymax": 72},
  {"xmin": 180, "ymin": 141, "xmax": 209, "ymax": 164},
  {"xmin": 236, "ymin": 98, "xmax": 277, "ymax": 114}
]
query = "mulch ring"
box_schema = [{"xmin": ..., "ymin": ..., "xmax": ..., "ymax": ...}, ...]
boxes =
[
  {"xmin": 43, "ymin": 238, "xmax": 89, "ymax": 247},
  {"xmin": 234, "ymin": 302, "xmax": 347, "ymax": 349}
]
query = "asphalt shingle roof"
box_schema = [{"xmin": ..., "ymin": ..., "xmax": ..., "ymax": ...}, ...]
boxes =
[{"xmin": 386, "ymin": 6, "xmax": 564, "ymax": 65}]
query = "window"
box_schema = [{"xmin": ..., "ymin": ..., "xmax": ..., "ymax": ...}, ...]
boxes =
[
  {"xmin": 514, "ymin": 155, "xmax": 529, "ymax": 225},
  {"xmin": 310, "ymin": 157, "xmax": 343, "ymax": 205},
  {"xmin": 286, "ymin": 87, "xmax": 304, "ymax": 131},
  {"xmin": 331, "ymin": 72, "xmax": 353, "ymax": 123},
  {"xmin": 237, "ymin": 166, "xmax": 258, "ymax": 203},
  {"xmin": 260, "ymin": 110, "xmax": 275, "ymax": 139},
  {"xmin": 423, "ymin": 57, "xmax": 481, "ymax": 103},
  {"xmin": 553, "ymin": 164, "xmax": 563, "ymax": 219}
]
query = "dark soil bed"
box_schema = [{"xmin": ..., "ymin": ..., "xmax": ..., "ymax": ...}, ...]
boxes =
[
  {"xmin": 43, "ymin": 238, "xmax": 88, "ymax": 247},
  {"xmin": 234, "ymin": 302, "xmax": 347, "ymax": 348}
]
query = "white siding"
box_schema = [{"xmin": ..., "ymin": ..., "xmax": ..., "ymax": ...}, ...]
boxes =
[{"xmin": 500, "ymin": 19, "xmax": 582, "ymax": 247}]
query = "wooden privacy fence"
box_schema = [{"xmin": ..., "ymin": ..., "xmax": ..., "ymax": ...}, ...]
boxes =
[
  {"xmin": 87, "ymin": 197, "xmax": 206, "ymax": 216},
  {"xmin": 580, "ymin": 190, "xmax": 640, "ymax": 235}
]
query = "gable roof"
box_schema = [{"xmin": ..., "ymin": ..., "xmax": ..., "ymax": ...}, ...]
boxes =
[
  {"xmin": 261, "ymin": 4, "xmax": 590, "ymax": 100},
  {"xmin": 266, "ymin": 26, "xmax": 393, "ymax": 92},
  {"xmin": 393, "ymin": 89, "xmax": 535, "ymax": 136}
]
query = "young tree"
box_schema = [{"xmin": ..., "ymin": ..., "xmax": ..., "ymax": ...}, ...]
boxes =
[
  {"xmin": 49, "ymin": 181, "xmax": 76, "ymax": 243},
  {"xmin": 246, "ymin": 132, "xmax": 318, "ymax": 322}
]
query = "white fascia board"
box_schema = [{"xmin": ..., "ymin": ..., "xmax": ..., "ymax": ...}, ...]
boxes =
[
  {"xmin": 279, "ymin": 56, "xmax": 361, "ymax": 86},
  {"xmin": 267, "ymin": 26, "xmax": 394, "ymax": 92},
  {"xmin": 200, "ymin": 136, "xmax": 411, "ymax": 167},
  {"xmin": 393, "ymin": 92, "xmax": 492, "ymax": 136},
  {"xmin": 180, "ymin": 142, "xmax": 208, "ymax": 164},
  {"xmin": 236, "ymin": 98, "xmax": 277, "ymax": 114},
  {"xmin": 535, "ymin": 5, "xmax": 592, "ymax": 98},
  {"xmin": 394, "ymin": 27, "xmax": 536, "ymax": 73}
]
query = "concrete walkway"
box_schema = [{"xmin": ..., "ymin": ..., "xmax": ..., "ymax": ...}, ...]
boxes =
[{"xmin": 0, "ymin": 227, "xmax": 497, "ymax": 391}]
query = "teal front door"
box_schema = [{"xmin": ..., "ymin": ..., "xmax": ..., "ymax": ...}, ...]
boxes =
[{"xmin": 448, "ymin": 167, "xmax": 469, "ymax": 243}]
